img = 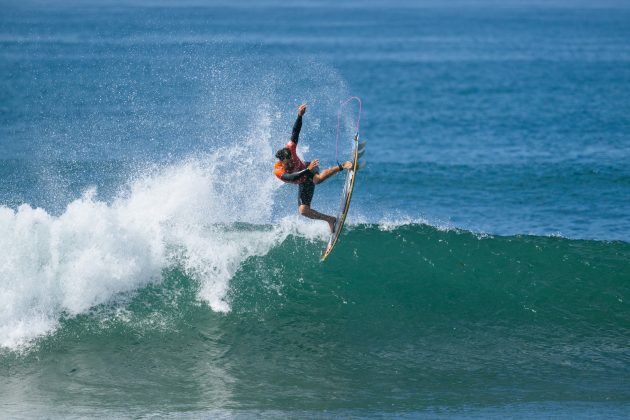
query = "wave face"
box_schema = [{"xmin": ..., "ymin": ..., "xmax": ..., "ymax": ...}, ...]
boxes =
[
  {"xmin": 2, "ymin": 223, "xmax": 628, "ymax": 412},
  {"xmin": 226, "ymin": 225, "xmax": 630, "ymax": 407},
  {"xmin": 232, "ymin": 224, "xmax": 630, "ymax": 328}
]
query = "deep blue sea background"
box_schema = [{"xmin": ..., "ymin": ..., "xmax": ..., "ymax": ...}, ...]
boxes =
[{"xmin": 1, "ymin": 0, "xmax": 629, "ymax": 418}]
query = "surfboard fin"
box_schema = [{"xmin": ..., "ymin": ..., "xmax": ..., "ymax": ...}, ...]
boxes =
[
  {"xmin": 357, "ymin": 148, "xmax": 366, "ymax": 159},
  {"xmin": 358, "ymin": 141, "xmax": 367, "ymax": 152}
]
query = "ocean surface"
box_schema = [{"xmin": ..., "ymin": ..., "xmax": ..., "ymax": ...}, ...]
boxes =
[{"xmin": 1, "ymin": 0, "xmax": 629, "ymax": 417}]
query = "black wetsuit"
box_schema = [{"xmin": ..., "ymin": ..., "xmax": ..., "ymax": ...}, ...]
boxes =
[{"xmin": 279, "ymin": 115, "xmax": 319, "ymax": 206}]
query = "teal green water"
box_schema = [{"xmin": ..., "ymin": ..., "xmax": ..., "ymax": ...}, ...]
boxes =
[{"xmin": 2, "ymin": 225, "xmax": 628, "ymax": 416}]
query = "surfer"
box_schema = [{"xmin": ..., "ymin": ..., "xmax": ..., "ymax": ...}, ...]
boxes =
[{"xmin": 274, "ymin": 104, "xmax": 352, "ymax": 232}]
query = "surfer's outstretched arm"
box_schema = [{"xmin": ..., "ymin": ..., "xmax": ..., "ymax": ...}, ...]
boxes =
[
  {"xmin": 291, "ymin": 104, "xmax": 307, "ymax": 144},
  {"xmin": 291, "ymin": 115, "xmax": 302, "ymax": 144}
]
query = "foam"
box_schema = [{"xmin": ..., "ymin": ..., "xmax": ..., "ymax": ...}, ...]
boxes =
[
  {"xmin": 374, "ymin": 215, "xmax": 433, "ymax": 231},
  {"xmin": 0, "ymin": 59, "xmax": 354, "ymax": 349},
  {"xmin": 0, "ymin": 129, "xmax": 333, "ymax": 349}
]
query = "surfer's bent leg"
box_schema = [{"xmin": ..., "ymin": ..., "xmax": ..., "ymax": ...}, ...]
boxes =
[
  {"xmin": 299, "ymin": 205, "xmax": 336, "ymax": 233},
  {"xmin": 298, "ymin": 179, "xmax": 335, "ymax": 232},
  {"xmin": 313, "ymin": 161, "xmax": 352, "ymax": 185}
]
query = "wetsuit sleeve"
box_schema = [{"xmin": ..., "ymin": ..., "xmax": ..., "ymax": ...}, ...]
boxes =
[
  {"xmin": 291, "ymin": 115, "xmax": 302, "ymax": 144},
  {"xmin": 280, "ymin": 168, "xmax": 312, "ymax": 182}
]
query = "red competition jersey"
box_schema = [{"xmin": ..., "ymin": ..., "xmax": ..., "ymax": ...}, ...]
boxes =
[{"xmin": 274, "ymin": 140, "xmax": 307, "ymax": 184}]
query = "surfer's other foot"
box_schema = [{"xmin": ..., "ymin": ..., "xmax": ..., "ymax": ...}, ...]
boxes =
[{"xmin": 328, "ymin": 217, "xmax": 336, "ymax": 233}]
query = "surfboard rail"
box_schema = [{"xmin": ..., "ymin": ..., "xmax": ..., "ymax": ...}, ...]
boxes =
[{"xmin": 320, "ymin": 134, "xmax": 361, "ymax": 261}]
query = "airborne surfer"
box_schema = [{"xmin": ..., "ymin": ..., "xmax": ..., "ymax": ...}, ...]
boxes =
[{"xmin": 274, "ymin": 104, "xmax": 352, "ymax": 232}]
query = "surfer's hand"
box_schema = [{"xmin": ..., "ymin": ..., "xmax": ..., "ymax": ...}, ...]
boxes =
[
  {"xmin": 298, "ymin": 104, "xmax": 307, "ymax": 116},
  {"xmin": 308, "ymin": 159, "xmax": 319, "ymax": 170},
  {"xmin": 342, "ymin": 161, "xmax": 353, "ymax": 170}
]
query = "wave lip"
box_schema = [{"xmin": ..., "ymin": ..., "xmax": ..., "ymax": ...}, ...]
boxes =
[{"xmin": 0, "ymin": 126, "xmax": 298, "ymax": 349}]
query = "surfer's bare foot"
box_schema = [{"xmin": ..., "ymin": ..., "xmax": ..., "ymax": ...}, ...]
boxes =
[
  {"xmin": 342, "ymin": 161, "xmax": 353, "ymax": 170},
  {"xmin": 328, "ymin": 217, "xmax": 336, "ymax": 233}
]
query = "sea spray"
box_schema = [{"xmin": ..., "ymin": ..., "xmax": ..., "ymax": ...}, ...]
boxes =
[
  {"xmin": 0, "ymin": 139, "xmax": 329, "ymax": 349},
  {"xmin": 0, "ymin": 91, "xmax": 360, "ymax": 349}
]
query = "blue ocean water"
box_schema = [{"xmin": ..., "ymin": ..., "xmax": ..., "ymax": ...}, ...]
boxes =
[{"xmin": 1, "ymin": 0, "xmax": 629, "ymax": 417}]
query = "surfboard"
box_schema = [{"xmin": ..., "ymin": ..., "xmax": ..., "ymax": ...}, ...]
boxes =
[{"xmin": 320, "ymin": 135, "xmax": 365, "ymax": 261}]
